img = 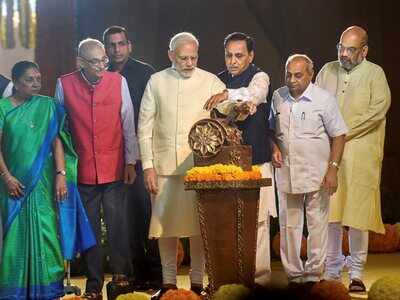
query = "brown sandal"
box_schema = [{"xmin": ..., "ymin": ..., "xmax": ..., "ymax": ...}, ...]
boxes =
[
  {"xmin": 81, "ymin": 291, "xmax": 103, "ymax": 300},
  {"xmin": 349, "ymin": 278, "xmax": 366, "ymax": 292},
  {"xmin": 112, "ymin": 274, "xmax": 130, "ymax": 287}
]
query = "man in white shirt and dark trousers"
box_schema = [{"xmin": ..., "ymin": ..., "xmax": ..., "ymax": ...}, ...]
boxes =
[
  {"xmin": 270, "ymin": 54, "xmax": 347, "ymax": 292},
  {"xmin": 205, "ymin": 32, "xmax": 276, "ymax": 286}
]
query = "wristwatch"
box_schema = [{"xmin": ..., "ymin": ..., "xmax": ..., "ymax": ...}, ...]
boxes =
[
  {"xmin": 329, "ymin": 161, "xmax": 339, "ymax": 169},
  {"xmin": 56, "ymin": 170, "xmax": 66, "ymax": 176}
]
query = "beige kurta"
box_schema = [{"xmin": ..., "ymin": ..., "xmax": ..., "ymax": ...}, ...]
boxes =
[
  {"xmin": 138, "ymin": 67, "xmax": 225, "ymax": 238},
  {"xmin": 316, "ymin": 60, "xmax": 391, "ymax": 233}
]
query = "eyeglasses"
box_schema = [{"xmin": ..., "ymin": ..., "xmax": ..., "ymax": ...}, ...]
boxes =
[
  {"xmin": 336, "ymin": 43, "xmax": 366, "ymax": 55},
  {"xmin": 80, "ymin": 56, "xmax": 110, "ymax": 67}
]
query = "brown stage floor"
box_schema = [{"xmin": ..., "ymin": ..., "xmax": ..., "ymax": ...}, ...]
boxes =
[{"xmin": 63, "ymin": 252, "xmax": 400, "ymax": 299}]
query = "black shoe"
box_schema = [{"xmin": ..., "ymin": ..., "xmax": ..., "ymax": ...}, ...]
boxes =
[
  {"xmin": 81, "ymin": 291, "xmax": 103, "ymax": 300},
  {"xmin": 147, "ymin": 280, "xmax": 163, "ymax": 290},
  {"xmin": 302, "ymin": 281, "xmax": 318, "ymax": 293},
  {"xmin": 129, "ymin": 274, "xmax": 163, "ymax": 291},
  {"xmin": 287, "ymin": 280, "xmax": 317, "ymax": 300},
  {"xmin": 288, "ymin": 281, "xmax": 303, "ymax": 290},
  {"xmin": 191, "ymin": 284, "xmax": 208, "ymax": 297},
  {"xmin": 349, "ymin": 278, "xmax": 366, "ymax": 293},
  {"xmin": 150, "ymin": 284, "xmax": 177, "ymax": 300},
  {"xmin": 129, "ymin": 278, "xmax": 152, "ymax": 290}
]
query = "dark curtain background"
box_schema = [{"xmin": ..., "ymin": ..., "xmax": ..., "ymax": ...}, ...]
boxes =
[
  {"xmin": 36, "ymin": 0, "xmax": 399, "ymax": 222},
  {"xmin": 35, "ymin": 0, "xmax": 77, "ymax": 96}
]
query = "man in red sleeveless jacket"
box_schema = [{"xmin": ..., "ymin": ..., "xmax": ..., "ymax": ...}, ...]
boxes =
[{"xmin": 55, "ymin": 38, "xmax": 139, "ymax": 300}]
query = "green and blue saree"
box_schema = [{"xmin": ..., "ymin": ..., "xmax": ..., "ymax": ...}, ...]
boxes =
[{"xmin": 0, "ymin": 95, "xmax": 95, "ymax": 299}]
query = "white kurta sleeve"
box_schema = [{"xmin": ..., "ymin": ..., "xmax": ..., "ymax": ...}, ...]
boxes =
[
  {"xmin": 2, "ymin": 82, "xmax": 13, "ymax": 98},
  {"xmin": 227, "ymin": 72, "xmax": 270, "ymax": 105},
  {"xmin": 54, "ymin": 78, "xmax": 64, "ymax": 104},
  {"xmin": 121, "ymin": 77, "xmax": 139, "ymax": 164},
  {"xmin": 211, "ymin": 76, "xmax": 226, "ymax": 95},
  {"xmin": 138, "ymin": 78, "xmax": 157, "ymax": 170},
  {"xmin": 322, "ymin": 95, "xmax": 348, "ymax": 138}
]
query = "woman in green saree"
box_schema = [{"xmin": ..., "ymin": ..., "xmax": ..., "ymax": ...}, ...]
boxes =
[{"xmin": 0, "ymin": 61, "xmax": 95, "ymax": 299}]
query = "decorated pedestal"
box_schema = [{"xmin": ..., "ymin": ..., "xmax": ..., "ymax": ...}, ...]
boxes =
[{"xmin": 185, "ymin": 117, "xmax": 271, "ymax": 296}]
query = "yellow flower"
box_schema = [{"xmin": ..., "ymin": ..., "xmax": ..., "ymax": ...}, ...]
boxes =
[{"xmin": 185, "ymin": 164, "xmax": 261, "ymax": 182}]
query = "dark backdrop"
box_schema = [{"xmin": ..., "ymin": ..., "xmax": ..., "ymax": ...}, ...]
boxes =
[{"xmin": 36, "ymin": 0, "xmax": 399, "ymax": 222}]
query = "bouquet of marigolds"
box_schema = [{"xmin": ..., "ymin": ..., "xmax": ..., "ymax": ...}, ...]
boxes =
[{"xmin": 185, "ymin": 164, "xmax": 262, "ymax": 182}]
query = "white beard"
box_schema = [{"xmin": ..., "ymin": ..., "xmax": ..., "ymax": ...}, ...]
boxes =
[{"xmin": 172, "ymin": 63, "xmax": 195, "ymax": 78}]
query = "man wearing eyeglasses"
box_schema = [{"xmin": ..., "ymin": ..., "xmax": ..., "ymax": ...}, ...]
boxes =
[
  {"xmin": 316, "ymin": 26, "xmax": 391, "ymax": 293},
  {"xmin": 55, "ymin": 38, "xmax": 138, "ymax": 300},
  {"xmin": 138, "ymin": 32, "xmax": 225, "ymax": 299},
  {"xmin": 103, "ymin": 25, "xmax": 161, "ymax": 290}
]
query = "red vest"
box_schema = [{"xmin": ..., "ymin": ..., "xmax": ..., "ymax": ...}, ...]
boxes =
[{"xmin": 61, "ymin": 71, "xmax": 124, "ymax": 184}]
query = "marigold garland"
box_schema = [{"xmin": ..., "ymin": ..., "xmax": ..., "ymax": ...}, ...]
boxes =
[
  {"xmin": 185, "ymin": 164, "xmax": 261, "ymax": 182},
  {"xmin": 160, "ymin": 288, "xmax": 200, "ymax": 300}
]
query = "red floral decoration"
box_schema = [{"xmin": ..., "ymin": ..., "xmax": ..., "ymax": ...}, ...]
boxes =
[
  {"xmin": 310, "ymin": 280, "xmax": 351, "ymax": 300},
  {"xmin": 369, "ymin": 224, "xmax": 400, "ymax": 253},
  {"xmin": 394, "ymin": 223, "xmax": 400, "ymax": 250},
  {"xmin": 160, "ymin": 289, "xmax": 201, "ymax": 300}
]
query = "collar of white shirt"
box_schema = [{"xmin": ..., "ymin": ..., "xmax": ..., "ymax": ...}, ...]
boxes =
[{"xmin": 284, "ymin": 82, "xmax": 314, "ymax": 102}]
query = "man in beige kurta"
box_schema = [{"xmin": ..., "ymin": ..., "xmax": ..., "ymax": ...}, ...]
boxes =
[
  {"xmin": 137, "ymin": 32, "xmax": 225, "ymax": 298},
  {"xmin": 316, "ymin": 26, "xmax": 391, "ymax": 292}
]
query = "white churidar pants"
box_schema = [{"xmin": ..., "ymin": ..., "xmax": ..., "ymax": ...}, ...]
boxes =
[
  {"xmin": 255, "ymin": 217, "xmax": 271, "ymax": 285},
  {"xmin": 324, "ymin": 222, "xmax": 369, "ymax": 280},
  {"xmin": 278, "ymin": 190, "xmax": 329, "ymax": 282},
  {"xmin": 255, "ymin": 162, "xmax": 276, "ymax": 285},
  {"xmin": 158, "ymin": 236, "xmax": 205, "ymax": 286}
]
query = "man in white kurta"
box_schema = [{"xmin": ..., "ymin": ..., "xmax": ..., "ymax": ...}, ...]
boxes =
[
  {"xmin": 137, "ymin": 32, "xmax": 225, "ymax": 298},
  {"xmin": 204, "ymin": 32, "xmax": 277, "ymax": 286},
  {"xmin": 271, "ymin": 55, "xmax": 347, "ymax": 284},
  {"xmin": 316, "ymin": 26, "xmax": 391, "ymax": 292}
]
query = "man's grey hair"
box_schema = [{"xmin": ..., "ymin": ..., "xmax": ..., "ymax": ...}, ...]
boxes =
[
  {"xmin": 169, "ymin": 32, "xmax": 199, "ymax": 52},
  {"xmin": 285, "ymin": 54, "xmax": 314, "ymax": 74},
  {"xmin": 78, "ymin": 38, "xmax": 105, "ymax": 57}
]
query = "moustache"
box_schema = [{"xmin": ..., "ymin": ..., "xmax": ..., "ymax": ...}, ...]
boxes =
[{"xmin": 340, "ymin": 56, "xmax": 351, "ymax": 62}]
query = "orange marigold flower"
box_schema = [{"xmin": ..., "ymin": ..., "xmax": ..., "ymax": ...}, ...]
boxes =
[{"xmin": 185, "ymin": 164, "xmax": 262, "ymax": 182}]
